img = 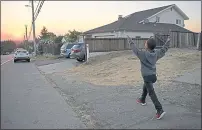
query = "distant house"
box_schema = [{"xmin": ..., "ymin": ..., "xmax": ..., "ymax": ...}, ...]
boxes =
[
  {"xmin": 39, "ymin": 38, "xmax": 54, "ymax": 44},
  {"xmin": 83, "ymin": 4, "xmax": 192, "ymax": 38},
  {"xmin": 62, "ymin": 35, "xmax": 84, "ymax": 43},
  {"xmin": 61, "ymin": 37, "xmax": 68, "ymax": 43}
]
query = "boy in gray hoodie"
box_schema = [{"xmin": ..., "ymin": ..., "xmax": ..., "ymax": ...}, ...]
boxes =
[{"xmin": 128, "ymin": 36, "xmax": 170, "ymax": 120}]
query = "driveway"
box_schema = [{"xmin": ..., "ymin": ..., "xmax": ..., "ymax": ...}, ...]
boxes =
[
  {"xmin": 174, "ymin": 68, "xmax": 201, "ymax": 85},
  {"xmin": 36, "ymin": 52, "xmax": 110, "ymax": 75}
]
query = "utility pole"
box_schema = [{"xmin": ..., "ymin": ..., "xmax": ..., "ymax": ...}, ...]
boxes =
[
  {"xmin": 24, "ymin": 25, "xmax": 28, "ymax": 50},
  {"xmin": 31, "ymin": 0, "xmax": 37, "ymax": 56},
  {"xmin": 25, "ymin": 25, "xmax": 28, "ymax": 40}
]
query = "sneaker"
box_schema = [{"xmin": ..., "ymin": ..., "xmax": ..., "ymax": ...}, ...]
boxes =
[
  {"xmin": 136, "ymin": 98, "xmax": 147, "ymax": 106},
  {"xmin": 156, "ymin": 110, "xmax": 166, "ymax": 120}
]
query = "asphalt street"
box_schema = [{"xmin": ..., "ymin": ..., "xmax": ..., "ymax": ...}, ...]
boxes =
[
  {"xmin": 1, "ymin": 58, "xmax": 86, "ymax": 129},
  {"xmin": 1, "ymin": 55, "xmax": 13, "ymax": 65},
  {"xmin": 1, "ymin": 54, "xmax": 201, "ymax": 129}
]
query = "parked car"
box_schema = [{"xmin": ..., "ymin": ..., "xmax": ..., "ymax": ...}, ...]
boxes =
[
  {"xmin": 70, "ymin": 43, "xmax": 86, "ymax": 62},
  {"xmin": 60, "ymin": 43, "xmax": 76, "ymax": 58},
  {"xmin": 14, "ymin": 49, "xmax": 30, "ymax": 63}
]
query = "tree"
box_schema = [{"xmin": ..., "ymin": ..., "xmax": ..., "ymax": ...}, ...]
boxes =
[
  {"xmin": 1, "ymin": 40, "xmax": 16, "ymax": 54},
  {"xmin": 64, "ymin": 30, "xmax": 82, "ymax": 42},
  {"xmin": 39, "ymin": 26, "xmax": 48, "ymax": 39},
  {"xmin": 46, "ymin": 32, "xmax": 57, "ymax": 40},
  {"xmin": 54, "ymin": 35, "xmax": 64, "ymax": 43},
  {"xmin": 38, "ymin": 26, "xmax": 57, "ymax": 44}
]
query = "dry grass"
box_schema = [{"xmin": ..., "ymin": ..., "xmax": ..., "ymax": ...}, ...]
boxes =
[
  {"xmin": 32, "ymin": 54, "xmax": 59, "ymax": 61},
  {"xmin": 61, "ymin": 48, "xmax": 201, "ymax": 86}
]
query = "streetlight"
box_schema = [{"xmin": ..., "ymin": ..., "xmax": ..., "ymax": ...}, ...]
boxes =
[
  {"xmin": 25, "ymin": 1, "xmax": 37, "ymax": 56},
  {"xmin": 25, "ymin": 4, "xmax": 31, "ymax": 7}
]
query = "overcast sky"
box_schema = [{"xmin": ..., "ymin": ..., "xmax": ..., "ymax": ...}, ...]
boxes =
[{"xmin": 1, "ymin": 1, "xmax": 201, "ymax": 41}]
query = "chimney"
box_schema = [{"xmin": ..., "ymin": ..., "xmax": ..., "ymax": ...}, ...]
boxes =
[{"xmin": 118, "ymin": 15, "xmax": 123, "ymax": 20}]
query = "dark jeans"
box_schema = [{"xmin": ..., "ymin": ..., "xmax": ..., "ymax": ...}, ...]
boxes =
[{"xmin": 140, "ymin": 74, "xmax": 163, "ymax": 112}]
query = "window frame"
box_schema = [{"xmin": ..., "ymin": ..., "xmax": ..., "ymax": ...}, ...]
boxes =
[
  {"xmin": 176, "ymin": 19, "xmax": 181, "ymax": 24},
  {"xmin": 156, "ymin": 16, "xmax": 160, "ymax": 23}
]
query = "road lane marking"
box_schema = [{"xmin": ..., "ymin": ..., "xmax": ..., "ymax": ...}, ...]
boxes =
[{"xmin": 1, "ymin": 58, "xmax": 13, "ymax": 66}]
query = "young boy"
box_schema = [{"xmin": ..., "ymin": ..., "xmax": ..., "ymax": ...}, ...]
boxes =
[{"xmin": 127, "ymin": 36, "xmax": 170, "ymax": 120}]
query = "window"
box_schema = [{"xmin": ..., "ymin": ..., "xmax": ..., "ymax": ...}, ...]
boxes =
[
  {"xmin": 156, "ymin": 16, "xmax": 160, "ymax": 22},
  {"xmin": 182, "ymin": 20, "xmax": 185, "ymax": 27},
  {"xmin": 176, "ymin": 19, "xmax": 181, "ymax": 24}
]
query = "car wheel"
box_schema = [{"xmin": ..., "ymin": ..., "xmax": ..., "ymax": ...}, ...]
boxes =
[
  {"xmin": 14, "ymin": 60, "xmax": 16, "ymax": 63},
  {"xmin": 27, "ymin": 59, "xmax": 30, "ymax": 62},
  {"xmin": 83, "ymin": 55, "xmax": 86, "ymax": 61},
  {"xmin": 76, "ymin": 58, "xmax": 83, "ymax": 62},
  {"xmin": 66, "ymin": 53, "xmax": 70, "ymax": 58}
]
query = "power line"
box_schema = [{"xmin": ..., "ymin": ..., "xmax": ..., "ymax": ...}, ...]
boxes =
[
  {"xmin": 34, "ymin": 1, "xmax": 41, "ymax": 18},
  {"xmin": 27, "ymin": 0, "xmax": 45, "ymax": 41},
  {"xmin": 27, "ymin": 1, "xmax": 40, "ymax": 40},
  {"xmin": 34, "ymin": 0, "xmax": 45, "ymax": 21}
]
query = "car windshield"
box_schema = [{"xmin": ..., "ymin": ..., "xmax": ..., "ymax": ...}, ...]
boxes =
[
  {"xmin": 72, "ymin": 44, "xmax": 83, "ymax": 49},
  {"xmin": 17, "ymin": 50, "xmax": 27, "ymax": 53},
  {"xmin": 66, "ymin": 44, "xmax": 75, "ymax": 49},
  {"xmin": 61, "ymin": 44, "xmax": 68, "ymax": 49}
]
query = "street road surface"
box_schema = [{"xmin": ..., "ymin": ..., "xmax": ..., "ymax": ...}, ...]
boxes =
[
  {"xmin": 1, "ymin": 54, "xmax": 13, "ymax": 65},
  {"xmin": 1, "ymin": 59, "xmax": 85, "ymax": 129}
]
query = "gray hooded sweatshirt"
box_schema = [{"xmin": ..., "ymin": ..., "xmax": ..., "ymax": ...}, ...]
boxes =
[{"xmin": 131, "ymin": 39, "xmax": 170, "ymax": 77}]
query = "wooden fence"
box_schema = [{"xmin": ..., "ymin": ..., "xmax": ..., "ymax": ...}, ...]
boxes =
[
  {"xmin": 37, "ymin": 31, "xmax": 201, "ymax": 55},
  {"xmin": 85, "ymin": 31, "xmax": 200, "ymax": 52},
  {"xmin": 170, "ymin": 31, "xmax": 199, "ymax": 48},
  {"xmin": 85, "ymin": 38, "xmax": 148, "ymax": 52},
  {"xmin": 38, "ymin": 43, "xmax": 63, "ymax": 55}
]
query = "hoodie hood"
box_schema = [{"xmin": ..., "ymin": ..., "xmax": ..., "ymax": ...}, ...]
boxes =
[{"xmin": 145, "ymin": 50, "xmax": 157, "ymax": 65}]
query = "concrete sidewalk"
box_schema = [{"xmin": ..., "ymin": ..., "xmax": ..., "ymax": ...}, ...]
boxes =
[{"xmin": 36, "ymin": 59, "xmax": 78, "ymax": 74}]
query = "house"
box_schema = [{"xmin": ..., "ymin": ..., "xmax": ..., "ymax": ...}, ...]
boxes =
[
  {"xmin": 38, "ymin": 38, "xmax": 54, "ymax": 44},
  {"xmin": 61, "ymin": 37, "xmax": 68, "ymax": 43},
  {"xmin": 83, "ymin": 4, "xmax": 192, "ymax": 39},
  {"xmin": 61, "ymin": 36, "xmax": 83, "ymax": 43}
]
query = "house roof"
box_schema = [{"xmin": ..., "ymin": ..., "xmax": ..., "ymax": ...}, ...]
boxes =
[{"xmin": 84, "ymin": 4, "xmax": 191, "ymax": 34}]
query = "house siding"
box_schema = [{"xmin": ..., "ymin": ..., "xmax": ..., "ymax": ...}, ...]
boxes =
[
  {"xmin": 91, "ymin": 31, "xmax": 154, "ymax": 38},
  {"xmin": 148, "ymin": 7, "xmax": 185, "ymax": 27}
]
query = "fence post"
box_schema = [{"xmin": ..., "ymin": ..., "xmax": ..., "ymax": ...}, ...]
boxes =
[
  {"xmin": 179, "ymin": 32, "xmax": 182, "ymax": 48},
  {"xmin": 84, "ymin": 38, "xmax": 87, "ymax": 61},
  {"xmin": 86, "ymin": 44, "xmax": 89, "ymax": 62},
  {"xmin": 186, "ymin": 33, "xmax": 189, "ymax": 47},
  {"xmin": 193, "ymin": 33, "xmax": 196, "ymax": 46},
  {"xmin": 170, "ymin": 32, "xmax": 173, "ymax": 48},
  {"xmin": 197, "ymin": 33, "xmax": 201, "ymax": 50}
]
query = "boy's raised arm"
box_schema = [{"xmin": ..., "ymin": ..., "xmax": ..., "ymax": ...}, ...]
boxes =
[
  {"xmin": 127, "ymin": 36, "xmax": 144, "ymax": 59},
  {"xmin": 156, "ymin": 36, "xmax": 171, "ymax": 60}
]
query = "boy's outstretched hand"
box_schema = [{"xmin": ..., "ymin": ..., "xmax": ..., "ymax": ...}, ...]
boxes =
[
  {"xmin": 127, "ymin": 35, "xmax": 134, "ymax": 44},
  {"xmin": 166, "ymin": 36, "xmax": 171, "ymax": 43}
]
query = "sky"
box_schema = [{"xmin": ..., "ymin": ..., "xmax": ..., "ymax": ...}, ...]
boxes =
[{"xmin": 1, "ymin": 1, "xmax": 201, "ymax": 42}]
